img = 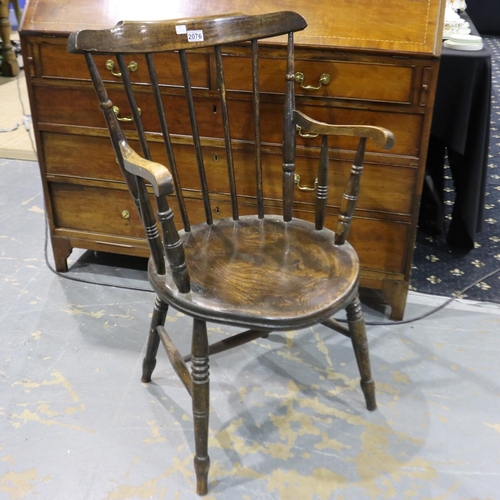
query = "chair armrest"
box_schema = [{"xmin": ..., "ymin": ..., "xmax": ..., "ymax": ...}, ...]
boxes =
[
  {"xmin": 119, "ymin": 141, "xmax": 174, "ymax": 197},
  {"xmin": 293, "ymin": 110, "xmax": 394, "ymax": 150}
]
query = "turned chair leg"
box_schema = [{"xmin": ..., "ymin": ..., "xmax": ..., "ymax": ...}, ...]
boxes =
[
  {"xmin": 141, "ymin": 296, "xmax": 168, "ymax": 383},
  {"xmin": 346, "ymin": 295, "xmax": 377, "ymax": 411},
  {"xmin": 191, "ymin": 319, "xmax": 210, "ymax": 495}
]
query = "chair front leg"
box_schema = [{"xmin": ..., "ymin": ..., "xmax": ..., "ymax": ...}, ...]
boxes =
[
  {"xmin": 191, "ymin": 318, "xmax": 210, "ymax": 495},
  {"xmin": 346, "ymin": 295, "xmax": 377, "ymax": 411},
  {"xmin": 141, "ymin": 296, "xmax": 168, "ymax": 383}
]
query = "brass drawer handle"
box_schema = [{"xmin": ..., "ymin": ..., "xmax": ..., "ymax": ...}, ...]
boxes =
[
  {"xmin": 294, "ymin": 174, "xmax": 317, "ymax": 192},
  {"xmin": 105, "ymin": 59, "xmax": 138, "ymax": 77},
  {"xmin": 113, "ymin": 105, "xmax": 141, "ymax": 122},
  {"xmin": 296, "ymin": 125, "xmax": 319, "ymax": 139},
  {"xmin": 294, "ymin": 71, "xmax": 331, "ymax": 90}
]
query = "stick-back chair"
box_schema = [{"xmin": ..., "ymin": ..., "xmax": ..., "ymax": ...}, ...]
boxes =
[{"xmin": 68, "ymin": 11, "xmax": 394, "ymax": 495}]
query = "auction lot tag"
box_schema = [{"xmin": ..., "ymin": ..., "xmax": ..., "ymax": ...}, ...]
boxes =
[{"xmin": 187, "ymin": 30, "xmax": 204, "ymax": 42}]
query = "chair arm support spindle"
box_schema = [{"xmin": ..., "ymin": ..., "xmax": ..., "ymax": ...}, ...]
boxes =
[
  {"xmin": 156, "ymin": 197, "xmax": 190, "ymax": 293},
  {"xmin": 335, "ymin": 139, "xmax": 366, "ymax": 245},
  {"xmin": 292, "ymin": 109, "xmax": 394, "ymax": 244},
  {"xmin": 119, "ymin": 141, "xmax": 189, "ymax": 292}
]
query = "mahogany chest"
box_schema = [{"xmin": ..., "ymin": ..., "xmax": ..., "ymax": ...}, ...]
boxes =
[{"xmin": 19, "ymin": 0, "xmax": 445, "ymax": 319}]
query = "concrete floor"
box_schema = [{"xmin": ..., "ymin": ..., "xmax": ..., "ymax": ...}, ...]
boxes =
[{"xmin": 2, "ymin": 159, "xmax": 500, "ymax": 499}]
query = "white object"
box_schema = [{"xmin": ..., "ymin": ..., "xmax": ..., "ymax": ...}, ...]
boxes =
[
  {"xmin": 187, "ymin": 30, "xmax": 204, "ymax": 42},
  {"xmin": 446, "ymin": 0, "xmax": 467, "ymax": 13},
  {"xmin": 447, "ymin": 34, "xmax": 482, "ymax": 44},
  {"xmin": 443, "ymin": 1, "xmax": 471, "ymax": 38},
  {"xmin": 443, "ymin": 39, "xmax": 483, "ymax": 51}
]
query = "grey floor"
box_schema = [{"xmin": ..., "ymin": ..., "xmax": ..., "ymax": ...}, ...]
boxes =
[{"xmin": 2, "ymin": 158, "xmax": 500, "ymax": 500}]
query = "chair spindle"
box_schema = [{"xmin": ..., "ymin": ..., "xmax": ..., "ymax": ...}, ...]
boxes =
[
  {"xmin": 335, "ymin": 137, "xmax": 367, "ymax": 245},
  {"xmin": 117, "ymin": 54, "xmax": 151, "ymax": 160},
  {"xmin": 84, "ymin": 54, "xmax": 136, "ymax": 195},
  {"xmin": 146, "ymin": 53, "xmax": 191, "ymax": 232},
  {"xmin": 214, "ymin": 45, "xmax": 238, "ymax": 220},
  {"xmin": 251, "ymin": 39, "xmax": 264, "ymax": 218},
  {"xmin": 315, "ymin": 135, "xmax": 329, "ymax": 230},
  {"xmin": 282, "ymin": 32, "xmax": 296, "ymax": 222},
  {"xmin": 179, "ymin": 49, "xmax": 212, "ymax": 225}
]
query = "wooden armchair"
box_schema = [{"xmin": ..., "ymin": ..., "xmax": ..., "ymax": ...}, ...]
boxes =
[{"xmin": 68, "ymin": 11, "xmax": 394, "ymax": 495}]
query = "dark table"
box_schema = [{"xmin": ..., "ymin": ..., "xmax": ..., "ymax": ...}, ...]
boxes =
[
  {"xmin": 465, "ymin": 0, "xmax": 500, "ymax": 36},
  {"xmin": 425, "ymin": 14, "xmax": 491, "ymax": 249}
]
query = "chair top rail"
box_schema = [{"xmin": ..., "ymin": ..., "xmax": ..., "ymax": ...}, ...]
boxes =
[{"xmin": 68, "ymin": 11, "xmax": 307, "ymax": 54}]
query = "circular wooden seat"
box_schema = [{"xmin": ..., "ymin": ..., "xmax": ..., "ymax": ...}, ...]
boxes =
[{"xmin": 149, "ymin": 215, "xmax": 360, "ymax": 330}]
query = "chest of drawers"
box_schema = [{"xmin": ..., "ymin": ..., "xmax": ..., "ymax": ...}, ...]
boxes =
[{"xmin": 19, "ymin": 0, "xmax": 445, "ymax": 320}]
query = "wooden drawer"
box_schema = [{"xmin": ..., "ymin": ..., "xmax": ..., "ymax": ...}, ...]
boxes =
[
  {"xmin": 50, "ymin": 183, "xmax": 145, "ymax": 237},
  {"xmin": 37, "ymin": 40, "xmax": 416, "ymax": 107},
  {"xmin": 35, "ymin": 87, "xmax": 224, "ymax": 139},
  {"xmin": 43, "ymin": 132, "xmax": 120, "ymax": 180},
  {"xmin": 293, "ymin": 103, "xmax": 423, "ymax": 157},
  {"xmin": 35, "ymin": 85, "xmax": 422, "ymax": 156},
  {"xmin": 291, "ymin": 155, "xmax": 416, "ymax": 216},
  {"xmin": 226, "ymin": 100, "xmax": 423, "ymax": 155},
  {"xmin": 48, "ymin": 181, "xmax": 246, "ymax": 241},
  {"xmin": 49, "ymin": 181, "xmax": 236, "ymax": 239},
  {"xmin": 223, "ymin": 53, "xmax": 416, "ymax": 105},
  {"xmin": 38, "ymin": 41, "xmax": 210, "ymax": 88},
  {"xmin": 42, "ymin": 131, "xmax": 181, "ymax": 182},
  {"xmin": 174, "ymin": 144, "xmax": 416, "ymax": 216},
  {"xmin": 293, "ymin": 207, "xmax": 409, "ymax": 274},
  {"xmin": 352, "ymin": 218, "xmax": 409, "ymax": 274},
  {"xmin": 184, "ymin": 197, "xmax": 409, "ymax": 274},
  {"xmin": 49, "ymin": 178, "xmax": 408, "ymax": 274}
]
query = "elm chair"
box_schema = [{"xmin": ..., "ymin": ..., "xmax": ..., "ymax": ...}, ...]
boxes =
[{"xmin": 68, "ymin": 11, "xmax": 394, "ymax": 495}]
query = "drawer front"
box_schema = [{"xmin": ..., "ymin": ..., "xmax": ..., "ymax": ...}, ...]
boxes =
[
  {"xmin": 38, "ymin": 42, "xmax": 210, "ymax": 88},
  {"xmin": 43, "ymin": 132, "xmax": 177, "ymax": 182},
  {"xmin": 173, "ymin": 145, "xmax": 416, "ymax": 216},
  {"xmin": 50, "ymin": 182, "xmax": 223, "ymax": 238},
  {"xmin": 34, "ymin": 87, "xmax": 223, "ymax": 138},
  {"xmin": 293, "ymin": 103, "xmax": 422, "ymax": 157},
  {"xmin": 293, "ymin": 208, "xmax": 409, "ymax": 274},
  {"xmin": 50, "ymin": 183, "xmax": 145, "ymax": 238},
  {"xmin": 37, "ymin": 40, "xmax": 416, "ymax": 106},
  {"xmin": 223, "ymin": 54, "xmax": 415, "ymax": 104},
  {"xmin": 35, "ymin": 85, "xmax": 421, "ymax": 157},
  {"xmin": 43, "ymin": 132, "xmax": 120, "ymax": 180},
  {"xmin": 218, "ymin": 100, "xmax": 422, "ymax": 156},
  {"xmin": 348, "ymin": 217, "xmax": 409, "ymax": 274},
  {"xmin": 290, "ymin": 155, "xmax": 415, "ymax": 215},
  {"xmin": 49, "ymin": 181, "xmax": 408, "ymax": 274},
  {"xmin": 34, "ymin": 87, "xmax": 174, "ymax": 131},
  {"xmin": 183, "ymin": 197, "xmax": 409, "ymax": 274}
]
